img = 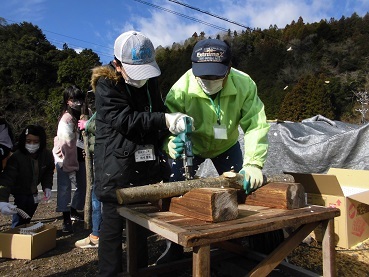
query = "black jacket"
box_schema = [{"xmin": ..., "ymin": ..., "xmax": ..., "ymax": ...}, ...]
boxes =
[
  {"xmin": 0, "ymin": 149, "xmax": 55, "ymax": 202},
  {"xmin": 92, "ymin": 63, "xmax": 170, "ymax": 203}
]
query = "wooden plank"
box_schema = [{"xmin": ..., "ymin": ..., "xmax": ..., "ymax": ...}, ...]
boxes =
[
  {"xmin": 322, "ymin": 219, "xmax": 337, "ymax": 277},
  {"xmin": 126, "ymin": 219, "xmax": 138, "ymax": 275},
  {"xmin": 178, "ymin": 207, "xmax": 340, "ymax": 247},
  {"xmin": 193, "ymin": 245, "xmax": 211, "ymax": 277},
  {"xmin": 169, "ymin": 188, "xmax": 238, "ymax": 222},
  {"xmin": 118, "ymin": 207, "xmax": 189, "ymax": 243},
  {"xmin": 245, "ymin": 182, "xmax": 305, "ymax": 209}
]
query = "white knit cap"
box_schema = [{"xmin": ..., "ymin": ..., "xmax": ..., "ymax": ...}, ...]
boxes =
[{"xmin": 114, "ymin": 31, "xmax": 161, "ymax": 80}]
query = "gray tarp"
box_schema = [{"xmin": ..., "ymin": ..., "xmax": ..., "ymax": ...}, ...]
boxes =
[
  {"xmin": 197, "ymin": 115, "xmax": 369, "ymax": 177},
  {"xmin": 263, "ymin": 115, "xmax": 369, "ymax": 175}
]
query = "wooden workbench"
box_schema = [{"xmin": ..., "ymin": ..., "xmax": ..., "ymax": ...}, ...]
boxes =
[{"xmin": 117, "ymin": 204, "xmax": 340, "ymax": 277}]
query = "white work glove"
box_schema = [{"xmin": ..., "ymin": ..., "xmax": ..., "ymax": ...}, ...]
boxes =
[
  {"xmin": 69, "ymin": 171, "xmax": 77, "ymax": 187},
  {"xmin": 165, "ymin": 113, "xmax": 194, "ymax": 134},
  {"xmin": 239, "ymin": 165, "xmax": 264, "ymax": 194},
  {"xmin": 0, "ymin": 202, "xmax": 17, "ymax": 215},
  {"xmin": 44, "ymin": 188, "xmax": 52, "ymax": 201}
]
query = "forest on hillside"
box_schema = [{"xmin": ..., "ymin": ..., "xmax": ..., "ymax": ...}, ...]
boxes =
[{"xmin": 1, "ymin": 13, "xmax": 369, "ymax": 145}]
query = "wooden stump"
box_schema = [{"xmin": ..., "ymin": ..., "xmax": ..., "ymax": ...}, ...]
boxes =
[
  {"xmin": 169, "ymin": 188, "xmax": 238, "ymax": 222},
  {"xmin": 245, "ymin": 182, "xmax": 306, "ymax": 209}
]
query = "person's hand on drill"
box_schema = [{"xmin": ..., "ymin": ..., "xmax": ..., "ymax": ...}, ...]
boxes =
[
  {"xmin": 167, "ymin": 136, "xmax": 184, "ymax": 159},
  {"xmin": 165, "ymin": 113, "xmax": 194, "ymax": 134},
  {"xmin": 239, "ymin": 165, "xmax": 263, "ymax": 194}
]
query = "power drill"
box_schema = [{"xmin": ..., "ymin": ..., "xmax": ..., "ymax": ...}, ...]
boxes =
[{"xmin": 177, "ymin": 117, "xmax": 194, "ymax": 180}]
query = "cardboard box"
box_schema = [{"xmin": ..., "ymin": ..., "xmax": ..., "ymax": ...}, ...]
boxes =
[
  {"xmin": 288, "ymin": 168, "xmax": 369, "ymax": 249},
  {"xmin": 0, "ymin": 224, "xmax": 56, "ymax": 260}
]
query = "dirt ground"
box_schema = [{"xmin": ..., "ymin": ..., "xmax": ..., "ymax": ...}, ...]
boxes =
[{"xmin": 0, "ymin": 195, "xmax": 368, "ymax": 277}]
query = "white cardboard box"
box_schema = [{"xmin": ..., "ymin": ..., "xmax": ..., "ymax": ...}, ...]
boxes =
[
  {"xmin": 0, "ymin": 224, "xmax": 56, "ymax": 260},
  {"xmin": 288, "ymin": 168, "xmax": 369, "ymax": 249}
]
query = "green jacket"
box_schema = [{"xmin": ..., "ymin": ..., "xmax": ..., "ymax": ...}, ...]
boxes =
[
  {"xmin": 164, "ymin": 68, "xmax": 270, "ymax": 168},
  {"xmin": 85, "ymin": 112, "xmax": 96, "ymax": 154}
]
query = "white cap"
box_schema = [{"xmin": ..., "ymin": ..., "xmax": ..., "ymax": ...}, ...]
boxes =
[{"xmin": 114, "ymin": 31, "xmax": 161, "ymax": 80}]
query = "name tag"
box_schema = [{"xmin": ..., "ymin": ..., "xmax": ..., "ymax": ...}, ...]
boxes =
[
  {"xmin": 213, "ymin": 124, "xmax": 228, "ymax": 139},
  {"xmin": 135, "ymin": 145, "xmax": 156, "ymax": 162}
]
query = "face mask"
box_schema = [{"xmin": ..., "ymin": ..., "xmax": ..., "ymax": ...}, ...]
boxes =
[
  {"xmin": 125, "ymin": 77, "xmax": 148, "ymax": 88},
  {"xmin": 68, "ymin": 101, "xmax": 82, "ymax": 111},
  {"xmin": 25, "ymin": 143, "xmax": 40, "ymax": 154},
  {"xmin": 196, "ymin": 77, "xmax": 224, "ymax": 95}
]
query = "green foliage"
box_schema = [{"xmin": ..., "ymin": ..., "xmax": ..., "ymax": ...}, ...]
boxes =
[
  {"xmin": 0, "ymin": 20, "xmax": 101, "ymax": 147},
  {"xmin": 1, "ymin": 12, "xmax": 369, "ymax": 147},
  {"xmin": 278, "ymin": 74, "xmax": 335, "ymax": 121}
]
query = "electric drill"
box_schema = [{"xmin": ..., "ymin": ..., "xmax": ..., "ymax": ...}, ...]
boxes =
[{"xmin": 177, "ymin": 117, "xmax": 194, "ymax": 180}]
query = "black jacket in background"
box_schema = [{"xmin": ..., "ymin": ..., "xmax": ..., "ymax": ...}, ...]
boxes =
[{"xmin": 0, "ymin": 149, "xmax": 55, "ymax": 202}]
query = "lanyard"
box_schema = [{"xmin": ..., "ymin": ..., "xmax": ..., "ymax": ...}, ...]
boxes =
[
  {"xmin": 125, "ymin": 83, "xmax": 152, "ymax": 112},
  {"xmin": 207, "ymin": 93, "xmax": 221, "ymax": 125}
]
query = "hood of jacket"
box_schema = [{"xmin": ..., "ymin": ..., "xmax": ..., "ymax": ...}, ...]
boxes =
[{"xmin": 91, "ymin": 62, "xmax": 122, "ymax": 92}]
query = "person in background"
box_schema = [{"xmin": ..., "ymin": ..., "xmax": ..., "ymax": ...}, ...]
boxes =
[
  {"xmin": 0, "ymin": 125, "xmax": 54, "ymax": 227},
  {"xmin": 92, "ymin": 30, "xmax": 192, "ymax": 276},
  {"xmin": 160, "ymin": 38, "xmax": 270, "ymax": 263},
  {"xmin": 53, "ymin": 85, "xmax": 87, "ymax": 233},
  {"xmin": 74, "ymin": 112, "xmax": 102, "ymax": 248},
  {"xmin": 0, "ymin": 118, "xmax": 14, "ymax": 171}
]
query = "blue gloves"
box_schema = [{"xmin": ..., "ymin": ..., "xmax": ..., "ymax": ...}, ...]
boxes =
[
  {"xmin": 239, "ymin": 165, "xmax": 264, "ymax": 194},
  {"xmin": 168, "ymin": 136, "xmax": 184, "ymax": 159}
]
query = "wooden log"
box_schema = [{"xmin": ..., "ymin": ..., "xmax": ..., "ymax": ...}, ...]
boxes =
[
  {"xmin": 245, "ymin": 182, "xmax": 306, "ymax": 210},
  {"xmin": 81, "ymin": 114, "xmax": 94, "ymax": 230},
  {"xmin": 169, "ymin": 188, "xmax": 238, "ymax": 222},
  {"xmin": 116, "ymin": 172, "xmax": 295, "ymax": 205}
]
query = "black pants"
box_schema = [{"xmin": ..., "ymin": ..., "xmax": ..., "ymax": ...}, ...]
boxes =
[
  {"xmin": 12, "ymin": 194, "xmax": 38, "ymax": 228},
  {"xmin": 98, "ymin": 202, "xmax": 151, "ymax": 277}
]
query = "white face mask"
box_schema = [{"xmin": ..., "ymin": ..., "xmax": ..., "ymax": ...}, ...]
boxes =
[
  {"xmin": 125, "ymin": 77, "xmax": 148, "ymax": 88},
  {"xmin": 25, "ymin": 143, "xmax": 40, "ymax": 154},
  {"xmin": 196, "ymin": 77, "xmax": 224, "ymax": 95}
]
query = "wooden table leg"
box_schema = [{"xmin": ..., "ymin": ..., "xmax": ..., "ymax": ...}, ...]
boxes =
[
  {"xmin": 248, "ymin": 222, "xmax": 319, "ymax": 277},
  {"xmin": 193, "ymin": 245, "xmax": 210, "ymax": 277},
  {"xmin": 322, "ymin": 219, "xmax": 336, "ymax": 277},
  {"xmin": 126, "ymin": 219, "xmax": 138, "ymax": 276}
]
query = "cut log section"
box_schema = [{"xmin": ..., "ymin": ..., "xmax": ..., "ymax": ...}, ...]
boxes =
[
  {"xmin": 169, "ymin": 188, "xmax": 239, "ymax": 222},
  {"xmin": 245, "ymin": 182, "xmax": 306, "ymax": 209}
]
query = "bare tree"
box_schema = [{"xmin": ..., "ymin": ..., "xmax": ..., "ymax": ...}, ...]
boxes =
[{"xmin": 353, "ymin": 90, "xmax": 369, "ymax": 124}]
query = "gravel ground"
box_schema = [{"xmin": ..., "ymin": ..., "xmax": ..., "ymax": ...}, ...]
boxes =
[{"xmin": 0, "ymin": 194, "xmax": 368, "ymax": 277}]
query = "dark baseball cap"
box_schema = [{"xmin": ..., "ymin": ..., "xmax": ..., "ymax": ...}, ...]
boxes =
[{"xmin": 191, "ymin": 39, "xmax": 231, "ymax": 77}]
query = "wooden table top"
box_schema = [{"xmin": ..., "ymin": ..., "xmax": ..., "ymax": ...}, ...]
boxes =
[{"xmin": 117, "ymin": 204, "xmax": 340, "ymax": 247}]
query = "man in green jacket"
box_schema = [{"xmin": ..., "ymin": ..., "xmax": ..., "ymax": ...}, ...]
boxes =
[
  {"xmin": 159, "ymin": 38, "xmax": 270, "ymax": 264},
  {"xmin": 165, "ymin": 38, "xmax": 270, "ymax": 187}
]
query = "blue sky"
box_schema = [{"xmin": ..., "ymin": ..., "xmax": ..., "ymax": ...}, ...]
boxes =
[{"xmin": 2, "ymin": 0, "xmax": 369, "ymax": 64}]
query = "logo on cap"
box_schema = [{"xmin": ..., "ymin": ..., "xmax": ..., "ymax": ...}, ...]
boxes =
[
  {"xmin": 196, "ymin": 47, "xmax": 225, "ymax": 63},
  {"xmin": 130, "ymin": 41, "xmax": 154, "ymax": 65}
]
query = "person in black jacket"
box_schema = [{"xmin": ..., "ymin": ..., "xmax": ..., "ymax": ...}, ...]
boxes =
[
  {"xmin": 91, "ymin": 30, "xmax": 192, "ymax": 276},
  {"xmin": 0, "ymin": 125, "xmax": 55, "ymax": 227}
]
